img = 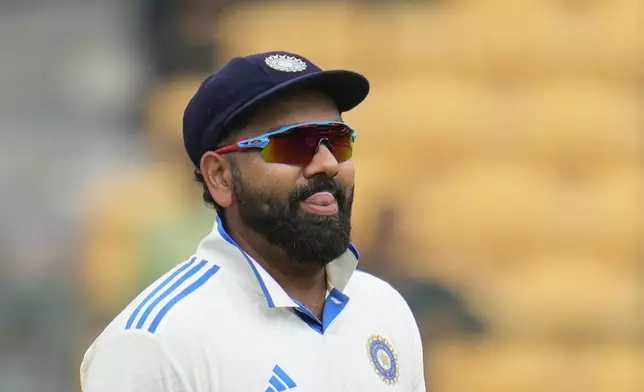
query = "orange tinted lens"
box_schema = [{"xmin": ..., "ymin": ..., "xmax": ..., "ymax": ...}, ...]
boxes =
[
  {"xmin": 324, "ymin": 133, "xmax": 353, "ymax": 162},
  {"xmin": 260, "ymin": 128, "xmax": 354, "ymax": 165}
]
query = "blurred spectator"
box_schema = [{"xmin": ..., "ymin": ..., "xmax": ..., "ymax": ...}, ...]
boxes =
[
  {"xmin": 139, "ymin": 0, "xmax": 233, "ymax": 79},
  {"xmin": 359, "ymin": 207, "xmax": 486, "ymax": 343},
  {"xmin": 77, "ymin": 77, "xmax": 215, "ymax": 333}
]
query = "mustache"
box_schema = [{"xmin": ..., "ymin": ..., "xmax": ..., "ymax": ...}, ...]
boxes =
[{"xmin": 291, "ymin": 175, "xmax": 342, "ymax": 203}]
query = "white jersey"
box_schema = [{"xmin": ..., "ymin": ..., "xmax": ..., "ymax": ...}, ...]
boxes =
[{"xmin": 80, "ymin": 217, "xmax": 426, "ymax": 392}]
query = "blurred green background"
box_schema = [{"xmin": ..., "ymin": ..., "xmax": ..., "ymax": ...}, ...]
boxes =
[{"xmin": 0, "ymin": 0, "xmax": 642, "ymax": 391}]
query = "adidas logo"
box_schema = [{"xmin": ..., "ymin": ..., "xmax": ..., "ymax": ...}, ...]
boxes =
[{"xmin": 265, "ymin": 365, "xmax": 297, "ymax": 392}]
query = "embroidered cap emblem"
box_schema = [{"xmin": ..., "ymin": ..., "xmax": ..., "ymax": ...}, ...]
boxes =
[
  {"xmin": 265, "ymin": 54, "xmax": 307, "ymax": 72},
  {"xmin": 367, "ymin": 335, "xmax": 399, "ymax": 385}
]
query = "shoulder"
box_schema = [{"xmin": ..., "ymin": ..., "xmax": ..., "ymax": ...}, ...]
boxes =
[
  {"xmin": 80, "ymin": 327, "xmax": 197, "ymax": 392},
  {"xmin": 345, "ymin": 271, "xmax": 426, "ymax": 388},
  {"xmin": 122, "ymin": 256, "xmax": 224, "ymax": 334},
  {"xmin": 346, "ymin": 270, "xmax": 417, "ymax": 323},
  {"xmin": 92, "ymin": 255, "xmax": 226, "ymax": 344},
  {"xmin": 347, "ymin": 270, "xmax": 408, "ymax": 306},
  {"xmin": 81, "ymin": 256, "xmax": 228, "ymax": 390}
]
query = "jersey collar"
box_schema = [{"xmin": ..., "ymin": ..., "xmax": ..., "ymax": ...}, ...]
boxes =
[{"xmin": 196, "ymin": 216, "xmax": 359, "ymax": 308}]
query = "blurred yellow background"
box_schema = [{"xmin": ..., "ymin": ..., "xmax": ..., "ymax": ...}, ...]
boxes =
[{"xmin": 0, "ymin": 0, "xmax": 642, "ymax": 391}]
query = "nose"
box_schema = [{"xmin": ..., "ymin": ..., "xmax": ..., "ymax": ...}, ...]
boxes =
[{"xmin": 303, "ymin": 141, "xmax": 340, "ymax": 179}]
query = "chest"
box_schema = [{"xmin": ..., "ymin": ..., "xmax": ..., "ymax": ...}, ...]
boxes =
[{"xmin": 197, "ymin": 308, "xmax": 411, "ymax": 392}]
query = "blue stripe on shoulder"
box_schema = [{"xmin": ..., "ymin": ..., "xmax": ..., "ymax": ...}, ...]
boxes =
[
  {"xmin": 148, "ymin": 264, "xmax": 220, "ymax": 333},
  {"xmin": 125, "ymin": 257, "xmax": 197, "ymax": 329},
  {"xmin": 135, "ymin": 259, "xmax": 209, "ymax": 330}
]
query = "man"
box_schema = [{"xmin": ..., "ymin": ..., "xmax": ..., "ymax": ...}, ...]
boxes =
[{"xmin": 80, "ymin": 51, "xmax": 426, "ymax": 392}]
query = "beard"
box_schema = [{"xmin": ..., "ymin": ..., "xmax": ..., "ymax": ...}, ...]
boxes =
[{"xmin": 229, "ymin": 164, "xmax": 353, "ymax": 267}]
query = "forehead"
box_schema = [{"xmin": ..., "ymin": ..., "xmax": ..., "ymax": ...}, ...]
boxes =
[{"xmin": 242, "ymin": 90, "xmax": 342, "ymax": 137}]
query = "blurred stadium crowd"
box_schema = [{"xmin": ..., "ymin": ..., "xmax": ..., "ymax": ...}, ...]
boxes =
[{"xmin": 0, "ymin": 0, "xmax": 642, "ymax": 391}]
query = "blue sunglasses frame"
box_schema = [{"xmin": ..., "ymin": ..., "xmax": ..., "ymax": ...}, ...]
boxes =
[{"xmin": 215, "ymin": 121, "xmax": 357, "ymax": 155}]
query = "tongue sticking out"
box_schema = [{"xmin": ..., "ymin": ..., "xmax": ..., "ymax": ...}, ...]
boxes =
[
  {"xmin": 301, "ymin": 192, "xmax": 338, "ymax": 215},
  {"xmin": 304, "ymin": 192, "xmax": 335, "ymax": 205}
]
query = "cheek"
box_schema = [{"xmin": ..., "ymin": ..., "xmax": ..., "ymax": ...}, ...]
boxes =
[
  {"xmin": 241, "ymin": 155, "xmax": 355, "ymax": 193},
  {"xmin": 243, "ymin": 155, "xmax": 302, "ymax": 194},
  {"xmin": 337, "ymin": 160, "xmax": 355, "ymax": 189}
]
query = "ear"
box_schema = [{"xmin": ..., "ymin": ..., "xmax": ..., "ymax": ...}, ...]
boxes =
[{"xmin": 200, "ymin": 151, "xmax": 234, "ymax": 208}]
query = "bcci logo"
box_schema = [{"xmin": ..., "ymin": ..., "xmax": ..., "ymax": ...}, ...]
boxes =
[
  {"xmin": 264, "ymin": 54, "xmax": 307, "ymax": 72},
  {"xmin": 367, "ymin": 335, "xmax": 399, "ymax": 385}
]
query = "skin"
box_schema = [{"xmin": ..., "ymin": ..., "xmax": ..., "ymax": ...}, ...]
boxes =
[{"xmin": 199, "ymin": 90, "xmax": 355, "ymax": 318}]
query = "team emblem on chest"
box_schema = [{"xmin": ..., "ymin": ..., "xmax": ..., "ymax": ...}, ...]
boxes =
[{"xmin": 367, "ymin": 335, "xmax": 399, "ymax": 385}]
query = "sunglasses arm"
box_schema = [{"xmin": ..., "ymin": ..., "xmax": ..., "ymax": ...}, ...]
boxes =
[{"xmin": 214, "ymin": 143, "xmax": 245, "ymax": 154}]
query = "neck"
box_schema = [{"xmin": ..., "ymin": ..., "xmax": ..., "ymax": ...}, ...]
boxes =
[{"xmin": 223, "ymin": 213, "xmax": 328, "ymax": 318}]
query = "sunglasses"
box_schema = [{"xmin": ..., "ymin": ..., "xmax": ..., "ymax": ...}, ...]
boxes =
[{"xmin": 214, "ymin": 121, "xmax": 356, "ymax": 165}]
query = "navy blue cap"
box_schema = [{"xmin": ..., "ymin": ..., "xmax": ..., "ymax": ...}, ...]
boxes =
[{"xmin": 182, "ymin": 51, "xmax": 370, "ymax": 166}]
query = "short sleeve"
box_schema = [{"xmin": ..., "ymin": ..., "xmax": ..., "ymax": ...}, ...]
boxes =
[{"xmin": 80, "ymin": 331, "xmax": 193, "ymax": 392}]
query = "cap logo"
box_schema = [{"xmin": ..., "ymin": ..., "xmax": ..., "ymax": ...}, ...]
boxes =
[{"xmin": 264, "ymin": 54, "xmax": 307, "ymax": 72}]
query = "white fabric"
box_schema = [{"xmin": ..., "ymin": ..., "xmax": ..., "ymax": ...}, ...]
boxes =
[{"xmin": 80, "ymin": 219, "xmax": 426, "ymax": 392}]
